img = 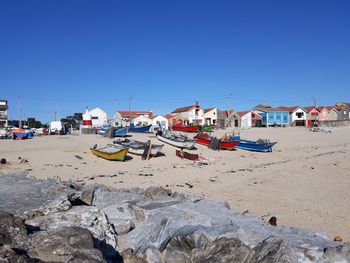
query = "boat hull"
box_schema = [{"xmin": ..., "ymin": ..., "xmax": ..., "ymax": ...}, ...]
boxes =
[
  {"xmin": 194, "ymin": 134, "xmax": 239, "ymax": 150},
  {"xmin": 90, "ymin": 144, "xmax": 128, "ymax": 161},
  {"xmin": 115, "ymin": 140, "xmax": 164, "ymax": 156},
  {"xmin": 113, "ymin": 127, "xmax": 128, "ymax": 137},
  {"xmin": 234, "ymin": 137, "xmax": 277, "ymax": 152},
  {"xmin": 171, "ymin": 125, "xmax": 202, "ymax": 132},
  {"xmin": 128, "ymin": 125, "xmax": 152, "ymax": 133},
  {"xmin": 156, "ymin": 134, "xmax": 196, "ymax": 149}
]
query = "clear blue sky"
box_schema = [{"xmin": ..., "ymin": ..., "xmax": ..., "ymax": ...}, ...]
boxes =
[{"xmin": 1, "ymin": 0, "xmax": 349, "ymax": 122}]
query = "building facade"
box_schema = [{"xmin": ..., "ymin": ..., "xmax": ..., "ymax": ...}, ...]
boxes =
[
  {"xmin": 171, "ymin": 103, "xmax": 204, "ymax": 124},
  {"xmin": 238, "ymin": 111, "xmax": 262, "ymax": 128},
  {"xmin": 254, "ymin": 107, "xmax": 289, "ymax": 127},
  {"xmin": 87, "ymin": 107, "xmax": 108, "ymax": 128},
  {"xmin": 0, "ymin": 100, "xmax": 8, "ymax": 128},
  {"xmin": 152, "ymin": 115, "xmax": 169, "ymax": 131},
  {"xmin": 203, "ymin": 108, "xmax": 219, "ymax": 125}
]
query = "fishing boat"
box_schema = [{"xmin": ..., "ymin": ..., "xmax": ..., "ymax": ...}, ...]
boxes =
[
  {"xmin": 233, "ymin": 135, "xmax": 277, "ymax": 152},
  {"xmin": 156, "ymin": 131, "xmax": 196, "ymax": 149},
  {"xmin": 171, "ymin": 124, "xmax": 202, "ymax": 133},
  {"xmin": 114, "ymin": 139, "xmax": 164, "ymax": 156},
  {"xmin": 112, "ymin": 127, "xmax": 128, "ymax": 137},
  {"xmin": 11, "ymin": 129, "xmax": 34, "ymax": 140},
  {"xmin": 194, "ymin": 133, "xmax": 239, "ymax": 150},
  {"xmin": 127, "ymin": 123, "xmax": 152, "ymax": 133},
  {"xmin": 90, "ymin": 144, "xmax": 129, "ymax": 161},
  {"xmin": 202, "ymin": 125, "xmax": 214, "ymax": 132}
]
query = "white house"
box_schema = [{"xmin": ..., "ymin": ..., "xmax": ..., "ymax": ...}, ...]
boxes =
[
  {"xmin": 288, "ymin": 106, "xmax": 307, "ymax": 126},
  {"xmin": 152, "ymin": 115, "xmax": 169, "ymax": 131},
  {"xmin": 238, "ymin": 110, "xmax": 262, "ymax": 128},
  {"xmin": 203, "ymin": 108, "xmax": 219, "ymax": 125},
  {"xmin": 112, "ymin": 112, "xmax": 126, "ymax": 127},
  {"xmin": 171, "ymin": 103, "xmax": 204, "ymax": 124},
  {"xmin": 132, "ymin": 115, "xmax": 152, "ymax": 126},
  {"xmin": 87, "ymin": 107, "xmax": 108, "ymax": 128}
]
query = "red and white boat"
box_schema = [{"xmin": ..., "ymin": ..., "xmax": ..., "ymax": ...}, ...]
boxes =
[
  {"xmin": 171, "ymin": 124, "xmax": 202, "ymax": 132},
  {"xmin": 194, "ymin": 133, "xmax": 239, "ymax": 150}
]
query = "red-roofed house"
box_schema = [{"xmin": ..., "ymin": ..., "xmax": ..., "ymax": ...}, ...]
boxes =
[
  {"xmin": 238, "ymin": 110, "xmax": 262, "ymax": 127},
  {"xmin": 218, "ymin": 110, "xmax": 240, "ymax": 127},
  {"xmin": 304, "ymin": 106, "xmax": 321, "ymax": 127},
  {"xmin": 170, "ymin": 102, "xmax": 204, "ymax": 124},
  {"xmin": 116, "ymin": 111, "xmax": 153, "ymax": 125}
]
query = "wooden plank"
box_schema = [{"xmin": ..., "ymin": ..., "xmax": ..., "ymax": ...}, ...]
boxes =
[
  {"xmin": 142, "ymin": 140, "xmax": 151, "ymax": 160},
  {"xmin": 176, "ymin": 149, "xmax": 199, "ymax": 161}
]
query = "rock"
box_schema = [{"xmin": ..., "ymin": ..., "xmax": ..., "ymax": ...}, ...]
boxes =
[
  {"xmin": 28, "ymin": 226, "xmax": 106, "ymax": 262},
  {"xmin": 0, "ymin": 210, "xmax": 27, "ymax": 248},
  {"xmin": 0, "ymin": 173, "xmax": 78, "ymax": 219},
  {"xmin": 25, "ymin": 206, "xmax": 118, "ymax": 261},
  {"xmin": 121, "ymin": 248, "xmax": 147, "ymax": 263},
  {"xmin": 189, "ymin": 236, "xmax": 256, "ymax": 263},
  {"xmin": 142, "ymin": 247, "xmax": 164, "ymax": 263},
  {"xmin": 81, "ymin": 188, "xmax": 95, "ymax": 206},
  {"xmin": 324, "ymin": 242, "xmax": 350, "ymax": 263},
  {"xmin": 254, "ymin": 236, "xmax": 297, "ymax": 263},
  {"xmin": 268, "ymin": 216, "xmax": 277, "ymax": 226},
  {"xmin": 0, "ymin": 158, "xmax": 6, "ymax": 164},
  {"xmin": 144, "ymin": 186, "xmax": 171, "ymax": 199},
  {"xmin": 114, "ymin": 219, "xmax": 135, "ymax": 235}
]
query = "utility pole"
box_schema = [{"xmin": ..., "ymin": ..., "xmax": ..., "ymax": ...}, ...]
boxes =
[{"xmin": 128, "ymin": 96, "xmax": 133, "ymax": 124}]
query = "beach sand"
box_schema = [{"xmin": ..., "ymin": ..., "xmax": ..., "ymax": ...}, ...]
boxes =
[{"xmin": 1, "ymin": 126, "xmax": 350, "ymax": 241}]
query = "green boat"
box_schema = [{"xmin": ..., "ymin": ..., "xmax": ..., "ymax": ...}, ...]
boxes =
[{"xmin": 202, "ymin": 125, "xmax": 214, "ymax": 132}]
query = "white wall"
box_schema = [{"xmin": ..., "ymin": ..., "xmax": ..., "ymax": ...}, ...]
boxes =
[
  {"xmin": 204, "ymin": 108, "xmax": 218, "ymax": 125},
  {"xmin": 152, "ymin": 115, "xmax": 169, "ymax": 130},
  {"xmin": 291, "ymin": 108, "xmax": 307, "ymax": 122},
  {"xmin": 88, "ymin": 108, "xmax": 108, "ymax": 128},
  {"xmin": 240, "ymin": 112, "xmax": 252, "ymax": 128},
  {"xmin": 133, "ymin": 115, "xmax": 152, "ymax": 126}
]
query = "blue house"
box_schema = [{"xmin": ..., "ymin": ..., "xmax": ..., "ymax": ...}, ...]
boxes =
[{"xmin": 254, "ymin": 107, "xmax": 290, "ymax": 127}]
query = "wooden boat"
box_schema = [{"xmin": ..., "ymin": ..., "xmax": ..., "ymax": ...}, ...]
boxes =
[
  {"xmin": 114, "ymin": 139, "xmax": 164, "ymax": 156},
  {"xmin": 90, "ymin": 144, "xmax": 128, "ymax": 161},
  {"xmin": 156, "ymin": 131, "xmax": 196, "ymax": 149},
  {"xmin": 127, "ymin": 123, "xmax": 152, "ymax": 133},
  {"xmin": 171, "ymin": 124, "xmax": 202, "ymax": 133},
  {"xmin": 233, "ymin": 135, "xmax": 277, "ymax": 152},
  {"xmin": 112, "ymin": 127, "xmax": 128, "ymax": 137},
  {"xmin": 11, "ymin": 129, "xmax": 34, "ymax": 140},
  {"xmin": 202, "ymin": 125, "xmax": 214, "ymax": 132},
  {"xmin": 194, "ymin": 133, "xmax": 239, "ymax": 150}
]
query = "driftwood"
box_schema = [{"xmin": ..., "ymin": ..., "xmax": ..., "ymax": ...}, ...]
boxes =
[
  {"xmin": 176, "ymin": 149, "xmax": 199, "ymax": 161},
  {"xmin": 142, "ymin": 140, "xmax": 152, "ymax": 160},
  {"xmin": 209, "ymin": 137, "xmax": 221, "ymax": 150}
]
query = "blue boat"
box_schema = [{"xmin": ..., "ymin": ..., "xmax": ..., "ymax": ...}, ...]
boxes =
[
  {"xmin": 127, "ymin": 123, "xmax": 152, "ymax": 133},
  {"xmin": 113, "ymin": 127, "xmax": 128, "ymax": 137},
  {"xmin": 233, "ymin": 135, "xmax": 277, "ymax": 152}
]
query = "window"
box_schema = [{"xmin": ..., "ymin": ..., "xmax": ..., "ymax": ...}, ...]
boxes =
[
  {"xmin": 252, "ymin": 113, "xmax": 255, "ymax": 118},
  {"xmin": 296, "ymin": 112, "xmax": 303, "ymax": 118},
  {"xmin": 92, "ymin": 116, "xmax": 98, "ymax": 120}
]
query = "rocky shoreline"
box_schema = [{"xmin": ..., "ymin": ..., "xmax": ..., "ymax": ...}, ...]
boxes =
[{"xmin": 0, "ymin": 172, "xmax": 349, "ymax": 263}]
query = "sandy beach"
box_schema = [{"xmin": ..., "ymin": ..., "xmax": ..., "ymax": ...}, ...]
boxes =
[{"xmin": 1, "ymin": 126, "xmax": 350, "ymax": 241}]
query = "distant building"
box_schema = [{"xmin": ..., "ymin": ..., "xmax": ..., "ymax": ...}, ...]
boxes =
[
  {"xmin": 171, "ymin": 102, "xmax": 204, "ymax": 124},
  {"xmin": 132, "ymin": 115, "xmax": 152, "ymax": 126},
  {"xmin": 87, "ymin": 107, "xmax": 108, "ymax": 128},
  {"xmin": 254, "ymin": 106, "xmax": 290, "ymax": 127},
  {"xmin": 203, "ymin": 108, "xmax": 219, "ymax": 126},
  {"xmin": 220, "ymin": 110, "xmax": 240, "ymax": 128},
  {"xmin": 0, "ymin": 100, "xmax": 8, "ymax": 128},
  {"xmin": 304, "ymin": 106, "xmax": 321, "ymax": 127},
  {"xmin": 334, "ymin": 105, "xmax": 350, "ymax": 120},
  {"xmin": 152, "ymin": 115, "xmax": 169, "ymax": 131},
  {"xmin": 118, "ymin": 111, "xmax": 153, "ymax": 125},
  {"xmin": 280, "ymin": 106, "xmax": 307, "ymax": 127},
  {"xmin": 165, "ymin": 114, "xmax": 188, "ymax": 127},
  {"xmin": 238, "ymin": 110, "xmax": 262, "ymax": 128}
]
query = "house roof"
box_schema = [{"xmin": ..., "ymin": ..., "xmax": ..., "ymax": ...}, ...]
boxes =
[
  {"xmin": 237, "ymin": 111, "xmax": 249, "ymax": 117},
  {"xmin": 278, "ymin": 106, "xmax": 300, "ymax": 112},
  {"xmin": 303, "ymin": 106, "xmax": 321, "ymax": 113},
  {"xmin": 255, "ymin": 107, "xmax": 288, "ymax": 112},
  {"xmin": 204, "ymin": 108, "xmax": 215, "ymax": 114},
  {"xmin": 171, "ymin": 105, "xmax": 195, "ymax": 113},
  {"xmin": 118, "ymin": 111, "xmax": 153, "ymax": 119}
]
